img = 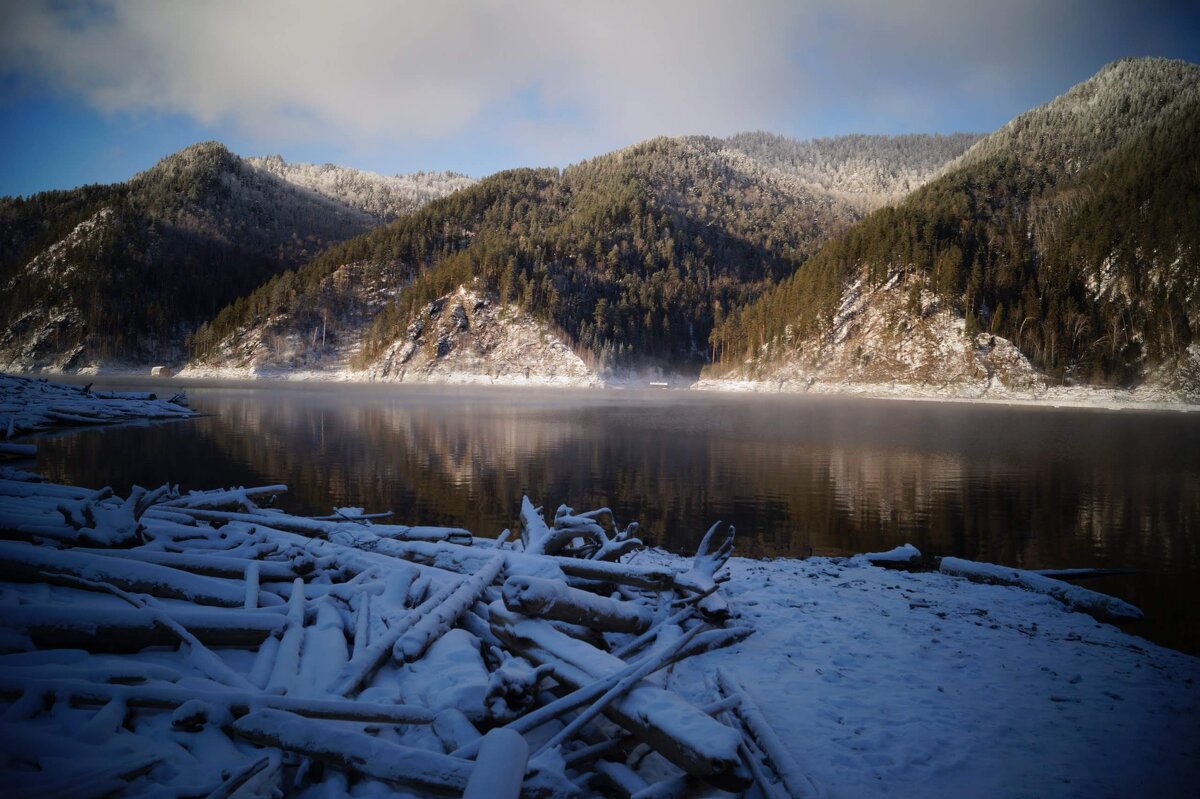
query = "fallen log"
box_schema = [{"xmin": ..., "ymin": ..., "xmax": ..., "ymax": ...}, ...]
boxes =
[
  {"xmin": 3, "ymin": 605, "xmax": 285, "ymax": 650},
  {"xmin": 463, "ymin": 728, "xmax": 529, "ymax": 799},
  {"xmin": 70, "ymin": 547, "xmax": 299, "ymax": 581},
  {"xmin": 0, "ymin": 675, "xmax": 435, "ymax": 724},
  {"xmin": 170, "ymin": 506, "xmax": 472, "ymax": 545},
  {"xmin": 0, "ymin": 541, "xmax": 277, "ymax": 607},
  {"xmin": 393, "ymin": 554, "xmax": 505, "ymax": 665},
  {"xmin": 938, "ymin": 556, "xmax": 1143, "ymax": 623},
  {"xmin": 502, "ymin": 575, "xmax": 654, "ymax": 634}
]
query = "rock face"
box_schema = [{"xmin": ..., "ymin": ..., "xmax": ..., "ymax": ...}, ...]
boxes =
[
  {"xmin": 369, "ymin": 286, "xmax": 602, "ymax": 386},
  {"xmin": 746, "ymin": 272, "xmax": 1044, "ymax": 394}
]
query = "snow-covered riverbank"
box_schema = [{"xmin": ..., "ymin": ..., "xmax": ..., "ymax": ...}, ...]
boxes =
[
  {"xmin": 16, "ymin": 364, "xmax": 1199, "ymax": 413},
  {"xmin": 645, "ymin": 548, "xmax": 1199, "ymax": 798}
]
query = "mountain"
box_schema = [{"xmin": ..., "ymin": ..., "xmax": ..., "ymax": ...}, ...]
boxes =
[
  {"xmin": 707, "ymin": 58, "xmax": 1200, "ymax": 399},
  {"xmin": 245, "ymin": 156, "xmax": 475, "ymax": 223},
  {"xmin": 0, "ymin": 143, "xmax": 469, "ymax": 371},
  {"xmin": 188, "ymin": 132, "xmax": 977, "ymax": 380}
]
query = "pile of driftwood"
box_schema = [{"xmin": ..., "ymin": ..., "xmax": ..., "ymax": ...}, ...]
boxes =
[
  {"xmin": 0, "ymin": 374, "xmax": 193, "ymax": 459},
  {"xmin": 0, "ymin": 473, "xmax": 816, "ymax": 798}
]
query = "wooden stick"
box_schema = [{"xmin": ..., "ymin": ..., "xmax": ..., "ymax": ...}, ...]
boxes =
[
  {"xmin": 533, "ymin": 624, "xmax": 707, "ymax": 757},
  {"xmin": 717, "ymin": 668, "xmax": 820, "ymax": 799},
  {"xmin": 48, "ymin": 573, "xmax": 257, "ymax": 690},
  {"xmin": 393, "ymin": 554, "xmax": 505, "ymax": 664}
]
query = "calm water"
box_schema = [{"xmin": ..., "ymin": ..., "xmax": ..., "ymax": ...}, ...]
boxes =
[{"xmin": 33, "ymin": 381, "xmax": 1200, "ymax": 655}]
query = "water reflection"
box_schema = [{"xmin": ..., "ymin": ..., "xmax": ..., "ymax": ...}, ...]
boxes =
[{"xmin": 35, "ymin": 384, "xmax": 1200, "ymax": 654}]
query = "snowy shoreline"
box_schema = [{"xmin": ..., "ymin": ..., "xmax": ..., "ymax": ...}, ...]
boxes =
[{"xmin": 17, "ymin": 364, "xmax": 1200, "ymax": 414}]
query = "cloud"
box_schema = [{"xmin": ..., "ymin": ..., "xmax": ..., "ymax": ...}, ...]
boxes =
[{"xmin": 1, "ymin": 0, "xmax": 1196, "ymax": 164}]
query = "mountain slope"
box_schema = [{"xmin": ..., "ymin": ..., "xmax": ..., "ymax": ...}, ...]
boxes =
[
  {"xmin": 190, "ymin": 132, "xmax": 976, "ymax": 379},
  {"xmin": 709, "ymin": 58, "xmax": 1200, "ymax": 398},
  {"xmin": 723, "ymin": 131, "xmax": 981, "ymax": 213},
  {"xmin": 246, "ymin": 156, "xmax": 475, "ymax": 222},
  {"xmin": 0, "ymin": 143, "xmax": 469, "ymax": 371}
]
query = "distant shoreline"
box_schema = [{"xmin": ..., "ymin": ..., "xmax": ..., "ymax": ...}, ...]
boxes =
[{"xmin": 10, "ymin": 366, "xmax": 1197, "ymax": 414}]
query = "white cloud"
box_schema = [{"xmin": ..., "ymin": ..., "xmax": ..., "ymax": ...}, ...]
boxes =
[
  {"xmin": 0, "ymin": 1, "xmax": 800, "ymax": 145},
  {"xmin": 0, "ymin": 0, "xmax": 1194, "ymax": 162}
]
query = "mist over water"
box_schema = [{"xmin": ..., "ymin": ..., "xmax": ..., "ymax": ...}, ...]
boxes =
[{"xmin": 35, "ymin": 382, "xmax": 1200, "ymax": 654}]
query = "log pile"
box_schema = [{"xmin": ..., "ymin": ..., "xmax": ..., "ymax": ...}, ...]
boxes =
[
  {"xmin": 0, "ymin": 374, "xmax": 194, "ymax": 442},
  {"xmin": 0, "ymin": 475, "xmax": 810, "ymax": 797}
]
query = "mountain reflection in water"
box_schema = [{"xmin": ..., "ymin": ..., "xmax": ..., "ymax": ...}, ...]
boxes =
[{"xmin": 35, "ymin": 383, "xmax": 1200, "ymax": 655}]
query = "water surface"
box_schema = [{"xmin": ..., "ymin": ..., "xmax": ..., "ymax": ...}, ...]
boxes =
[{"xmin": 34, "ymin": 381, "xmax": 1200, "ymax": 654}]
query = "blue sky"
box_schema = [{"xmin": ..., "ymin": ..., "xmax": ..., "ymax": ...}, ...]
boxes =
[{"xmin": 1, "ymin": 0, "xmax": 1197, "ymax": 197}]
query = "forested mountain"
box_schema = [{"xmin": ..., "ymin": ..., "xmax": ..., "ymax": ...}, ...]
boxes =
[
  {"xmin": 246, "ymin": 156, "xmax": 475, "ymax": 223},
  {"xmin": 190, "ymin": 132, "xmax": 975, "ymax": 376},
  {"xmin": 0, "ymin": 143, "xmax": 468, "ymax": 370},
  {"xmin": 709, "ymin": 58, "xmax": 1200, "ymax": 396}
]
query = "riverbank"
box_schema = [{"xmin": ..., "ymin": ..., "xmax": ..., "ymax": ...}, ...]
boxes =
[{"xmin": 12, "ymin": 365, "xmax": 1200, "ymax": 413}]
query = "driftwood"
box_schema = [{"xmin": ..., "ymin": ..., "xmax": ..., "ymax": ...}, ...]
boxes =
[
  {"xmin": 463, "ymin": 728, "xmax": 529, "ymax": 799},
  {"xmin": 490, "ymin": 603, "xmax": 748, "ymax": 790},
  {"xmin": 502, "ymin": 574, "xmax": 654, "ymax": 633},
  {"xmin": 231, "ymin": 708, "xmax": 578, "ymax": 798},
  {"xmin": 3, "ymin": 604, "xmax": 285, "ymax": 650},
  {"xmin": 0, "ymin": 540, "xmax": 272, "ymax": 607},
  {"xmin": 0, "ymin": 675, "xmax": 437, "ymax": 724},
  {"xmin": 939, "ymin": 556, "xmax": 1143, "ymax": 623},
  {"xmin": 0, "ymin": 435, "xmax": 752, "ymax": 799}
]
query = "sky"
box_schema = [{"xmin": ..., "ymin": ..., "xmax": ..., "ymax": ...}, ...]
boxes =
[{"xmin": 0, "ymin": 0, "xmax": 1197, "ymax": 197}]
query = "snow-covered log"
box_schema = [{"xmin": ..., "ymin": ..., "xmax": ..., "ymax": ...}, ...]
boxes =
[
  {"xmin": 0, "ymin": 541, "xmax": 271, "ymax": 607},
  {"xmin": 0, "ymin": 676, "xmax": 436, "ymax": 724},
  {"xmin": 673, "ymin": 522, "xmax": 736, "ymax": 620},
  {"xmin": 520, "ymin": 497, "xmax": 643, "ymax": 560},
  {"xmin": 169, "ymin": 506, "xmax": 471, "ymax": 544},
  {"xmin": 502, "ymin": 575, "xmax": 654, "ymax": 633},
  {"xmin": 938, "ymin": 557, "xmax": 1143, "ymax": 623},
  {"xmin": 463, "ymin": 728, "xmax": 530, "ymax": 799},
  {"xmin": 3, "ymin": 605, "xmax": 285, "ymax": 650},
  {"xmin": 393, "ymin": 554, "xmax": 505, "ymax": 665},
  {"xmin": 157, "ymin": 485, "xmax": 288, "ymax": 510}
]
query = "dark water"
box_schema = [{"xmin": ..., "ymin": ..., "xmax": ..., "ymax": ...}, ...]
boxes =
[{"xmin": 32, "ymin": 381, "xmax": 1200, "ymax": 655}]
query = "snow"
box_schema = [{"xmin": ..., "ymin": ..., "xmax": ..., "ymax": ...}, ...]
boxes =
[
  {"xmin": 858, "ymin": 543, "xmax": 922, "ymax": 563},
  {"xmin": 638, "ymin": 548, "xmax": 1200, "ymax": 799}
]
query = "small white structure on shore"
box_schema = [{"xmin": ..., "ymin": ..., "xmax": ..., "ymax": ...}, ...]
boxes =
[
  {"xmin": 150, "ymin": 366, "xmax": 172, "ymax": 377},
  {"xmin": 649, "ymin": 381, "xmax": 669, "ymax": 389}
]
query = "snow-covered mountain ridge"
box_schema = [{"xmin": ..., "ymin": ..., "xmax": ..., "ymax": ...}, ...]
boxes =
[{"xmin": 246, "ymin": 155, "xmax": 475, "ymax": 222}]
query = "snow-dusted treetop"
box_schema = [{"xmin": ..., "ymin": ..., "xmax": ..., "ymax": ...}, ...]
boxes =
[{"xmin": 247, "ymin": 155, "xmax": 476, "ymax": 222}]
